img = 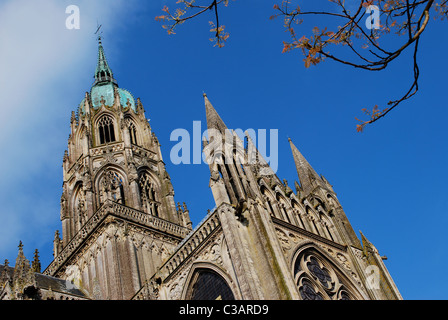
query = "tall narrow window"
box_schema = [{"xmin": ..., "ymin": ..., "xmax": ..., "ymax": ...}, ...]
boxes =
[
  {"xmin": 73, "ymin": 184, "xmax": 87, "ymax": 232},
  {"xmin": 326, "ymin": 225, "xmax": 335, "ymax": 242},
  {"xmin": 267, "ymin": 198, "xmax": 275, "ymax": 216},
  {"xmin": 138, "ymin": 172, "xmax": 159, "ymax": 216},
  {"xmin": 98, "ymin": 116, "xmax": 116, "ymax": 144},
  {"xmin": 312, "ymin": 219, "xmax": 321, "ymax": 236},
  {"xmin": 298, "ymin": 214, "xmax": 305, "ymax": 229},
  {"xmin": 282, "ymin": 205, "xmax": 292, "ymax": 224},
  {"xmin": 128, "ymin": 122, "xmax": 138, "ymax": 145}
]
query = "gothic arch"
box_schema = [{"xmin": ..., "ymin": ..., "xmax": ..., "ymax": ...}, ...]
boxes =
[
  {"xmin": 124, "ymin": 116, "xmax": 140, "ymax": 146},
  {"xmin": 276, "ymin": 192, "xmax": 295, "ymax": 222},
  {"xmin": 136, "ymin": 168, "xmax": 161, "ymax": 216},
  {"xmin": 290, "ymin": 199, "xmax": 302, "ymax": 212},
  {"xmin": 312, "ymin": 195, "xmax": 326, "ymax": 207},
  {"xmin": 326, "ymin": 193, "xmax": 339, "ymax": 210},
  {"xmin": 94, "ymin": 113, "xmax": 117, "ymax": 146},
  {"xmin": 291, "ymin": 243, "xmax": 366, "ymax": 300},
  {"xmin": 72, "ymin": 125, "xmax": 87, "ymax": 159},
  {"xmin": 181, "ymin": 262, "xmax": 239, "ymax": 300},
  {"xmin": 94, "ymin": 165, "xmax": 129, "ymax": 207},
  {"xmin": 275, "ymin": 192, "xmax": 289, "ymax": 206},
  {"xmin": 260, "ymin": 185, "xmax": 279, "ymax": 219}
]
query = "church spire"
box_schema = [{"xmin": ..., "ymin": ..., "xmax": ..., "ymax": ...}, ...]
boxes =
[
  {"xmin": 204, "ymin": 93, "xmax": 228, "ymax": 133},
  {"xmin": 288, "ymin": 137, "xmax": 323, "ymax": 195},
  {"xmin": 16, "ymin": 241, "xmax": 26, "ymax": 262},
  {"xmin": 93, "ymin": 36, "xmax": 117, "ymax": 86}
]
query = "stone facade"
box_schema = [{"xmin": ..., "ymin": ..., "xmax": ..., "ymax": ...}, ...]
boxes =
[{"xmin": 0, "ymin": 38, "xmax": 402, "ymax": 300}]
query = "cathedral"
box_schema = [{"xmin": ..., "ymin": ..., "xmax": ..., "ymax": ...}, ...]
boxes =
[{"xmin": 0, "ymin": 38, "xmax": 402, "ymax": 301}]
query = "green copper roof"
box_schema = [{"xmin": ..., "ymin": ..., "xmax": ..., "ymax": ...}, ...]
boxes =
[
  {"xmin": 91, "ymin": 83, "xmax": 114, "ymax": 108},
  {"xmin": 119, "ymin": 88, "xmax": 136, "ymax": 111},
  {"xmin": 79, "ymin": 85, "xmax": 136, "ymax": 114}
]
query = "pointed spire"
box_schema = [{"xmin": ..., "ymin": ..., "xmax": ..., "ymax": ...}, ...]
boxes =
[
  {"xmin": 17, "ymin": 241, "xmax": 25, "ymax": 260},
  {"xmin": 15, "ymin": 241, "xmax": 28, "ymax": 271},
  {"xmin": 63, "ymin": 150, "xmax": 69, "ymax": 163},
  {"xmin": 14, "ymin": 241, "xmax": 31, "ymax": 283},
  {"xmin": 283, "ymin": 179, "xmax": 293, "ymax": 196},
  {"xmin": 288, "ymin": 138, "xmax": 323, "ymax": 195},
  {"xmin": 93, "ymin": 36, "xmax": 117, "ymax": 86},
  {"xmin": 84, "ymin": 92, "xmax": 91, "ymax": 114},
  {"xmin": 204, "ymin": 93, "xmax": 228, "ymax": 133},
  {"xmin": 136, "ymin": 97, "xmax": 145, "ymax": 115},
  {"xmin": 70, "ymin": 111, "xmax": 77, "ymax": 127},
  {"xmin": 31, "ymin": 249, "xmax": 41, "ymax": 273},
  {"xmin": 360, "ymin": 230, "xmax": 379, "ymax": 255}
]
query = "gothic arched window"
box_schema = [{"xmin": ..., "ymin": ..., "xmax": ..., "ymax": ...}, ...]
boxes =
[
  {"xmin": 99, "ymin": 170, "xmax": 125, "ymax": 205},
  {"xmin": 98, "ymin": 116, "xmax": 116, "ymax": 145},
  {"xmin": 187, "ymin": 269, "xmax": 235, "ymax": 300},
  {"xmin": 294, "ymin": 249, "xmax": 355, "ymax": 300},
  {"xmin": 138, "ymin": 172, "xmax": 159, "ymax": 216}
]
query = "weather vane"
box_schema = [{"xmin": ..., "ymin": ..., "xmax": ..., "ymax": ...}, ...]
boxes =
[{"xmin": 95, "ymin": 22, "xmax": 103, "ymax": 42}]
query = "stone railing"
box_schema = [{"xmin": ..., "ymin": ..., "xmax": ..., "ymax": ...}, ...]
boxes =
[
  {"xmin": 111, "ymin": 202, "xmax": 189, "ymax": 237},
  {"xmin": 131, "ymin": 144, "xmax": 157, "ymax": 156},
  {"xmin": 89, "ymin": 142, "xmax": 125, "ymax": 156},
  {"xmin": 43, "ymin": 200, "xmax": 190, "ymax": 277}
]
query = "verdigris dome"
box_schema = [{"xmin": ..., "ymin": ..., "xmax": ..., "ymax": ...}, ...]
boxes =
[
  {"xmin": 118, "ymin": 88, "xmax": 136, "ymax": 111},
  {"xmin": 91, "ymin": 84, "xmax": 136, "ymax": 111},
  {"xmin": 79, "ymin": 84, "xmax": 136, "ymax": 115},
  {"xmin": 91, "ymin": 83, "xmax": 114, "ymax": 109}
]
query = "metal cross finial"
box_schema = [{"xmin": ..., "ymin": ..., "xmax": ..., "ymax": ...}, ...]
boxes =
[{"xmin": 95, "ymin": 23, "xmax": 103, "ymax": 42}]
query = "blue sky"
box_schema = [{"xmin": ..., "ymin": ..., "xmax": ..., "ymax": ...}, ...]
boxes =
[{"xmin": 0, "ymin": 0, "xmax": 446, "ymax": 300}]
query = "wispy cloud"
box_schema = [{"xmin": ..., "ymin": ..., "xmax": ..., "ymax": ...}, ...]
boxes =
[{"xmin": 0, "ymin": 0, "xmax": 137, "ymax": 266}]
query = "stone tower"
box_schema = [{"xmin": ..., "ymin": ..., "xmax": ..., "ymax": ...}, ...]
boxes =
[{"xmin": 43, "ymin": 37, "xmax": 192, "ymax": 299}]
